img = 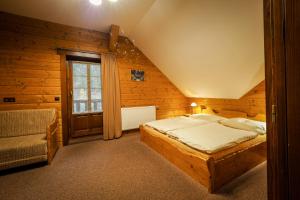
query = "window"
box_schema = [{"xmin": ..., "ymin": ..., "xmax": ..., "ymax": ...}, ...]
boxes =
[{"xmin": 72, "ymin": 62, "xmax": 102, "ymax": 114}]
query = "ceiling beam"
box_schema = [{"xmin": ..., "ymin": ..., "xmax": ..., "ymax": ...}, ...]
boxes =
[{"xmin": 109, "ymin": 24, "xmax": 120, "ymax": 52}]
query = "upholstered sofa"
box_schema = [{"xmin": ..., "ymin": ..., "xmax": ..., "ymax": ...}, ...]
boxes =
[{"xmin": 0, "ymin": 109, "xmax": 59, "ymax": 170}]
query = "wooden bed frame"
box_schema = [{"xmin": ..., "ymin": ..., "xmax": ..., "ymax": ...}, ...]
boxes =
[{"xmin": 140, "ymin": 110, "xmax": 266, "ymax": 193}]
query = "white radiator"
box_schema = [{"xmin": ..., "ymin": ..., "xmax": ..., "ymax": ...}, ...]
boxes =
[{"xmin": 121, "ymin": 106, "xmax": 156, "ymax": 131}]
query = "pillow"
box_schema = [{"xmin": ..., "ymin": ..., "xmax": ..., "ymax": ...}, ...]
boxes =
[
  {"xmin": 189, "ymin": 113, "xmax": 227, "ymax": 122},
  {"xmin": 219, "ymin": 118, "xmax": 266, "ymax": 134}
]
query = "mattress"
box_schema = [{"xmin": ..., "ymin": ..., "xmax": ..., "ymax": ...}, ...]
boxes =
[
  {"xmin": 167, "ymin": 123, "xmax": 258, "ymax": 154},
  {"xmin": 145, "ymin": 116, "xmax": 210, "ymax": 133}
]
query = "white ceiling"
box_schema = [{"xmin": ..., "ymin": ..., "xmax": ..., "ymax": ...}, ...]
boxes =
[
  {"xmin": 129, "ymin": 0, "xmax": 265, "ymax": 99},
  {"xmin": 0, "ymin": 0, "xmax": 265, "ymax": 99},
  {"xmin": 0, "ymin": 0, "xmax": 155, "ymax": 35}
]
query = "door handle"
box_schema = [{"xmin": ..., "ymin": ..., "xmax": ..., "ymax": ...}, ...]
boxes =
[
  {"xmin": 70, "ymin": 90, "xmax": 73, "ymax": 97},
  {"xmin": 272, "ymin": 104, "xmax": 276, "ymax": 123}
]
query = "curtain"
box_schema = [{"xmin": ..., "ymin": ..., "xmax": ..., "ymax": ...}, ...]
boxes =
[{"xmin": 101, "ymin": 54, "xmax": 122, "ymax": 140}]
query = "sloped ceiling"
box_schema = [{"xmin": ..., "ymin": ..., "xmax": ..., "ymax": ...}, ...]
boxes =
[
  {"xmin": 0, "ymin": 0, "xmax": 264, "ymax": 99},
  {"xmin": 0, "ymin": 0, "xmax": 155, "ymax": 35},
  {"xmin": 129, "ymin": 0, "xmax": 265, "ymax": 99}
]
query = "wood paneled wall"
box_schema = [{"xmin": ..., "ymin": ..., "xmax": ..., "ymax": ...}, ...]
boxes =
[
  {"xmin": 116, "ymin": 37, "xmax": 188, "ymax": 119},
  {"xmin": 0, "ymin": 12, "xmax": 187, "ymax": 145},
  {"xmin": 0, "ymin": 12, "xmax": 265, "ymax": 144},
  {"xmin": 188, "ymin": 81, "xmax": 266, "ymax": 116}
]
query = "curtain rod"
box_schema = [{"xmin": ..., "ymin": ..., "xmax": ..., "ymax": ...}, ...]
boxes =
[{"xmin": 56, "ymin": 48, "xmax": 116, "ymax": 56}]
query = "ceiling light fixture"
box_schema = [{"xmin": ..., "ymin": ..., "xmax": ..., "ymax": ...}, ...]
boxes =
[
  {"xmin": 108, "ymin": 0, "xmax": 118, "ymax": 2},
  {"xmin": 89, "ymin": 0, "xmax": 102, "ymax": 6}
]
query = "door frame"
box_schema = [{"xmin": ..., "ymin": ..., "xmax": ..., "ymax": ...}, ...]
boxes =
[
  {"xmin": 67, "ymin": 60, "xmax": 103, "ymax": 138},
  {"xmin": 58, "ymin": 49, "xmax": 101, "ymax": 145},
  {"xmin": 264, "ymin": 0, "xmax": 291, "ymax": 199}
]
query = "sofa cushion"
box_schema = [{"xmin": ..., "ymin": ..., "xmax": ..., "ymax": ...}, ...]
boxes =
[
  {"xmin": 0, "ymin": 134, "xmax": 47, "ymax": 165},
  {"xmin": 0, "ymin": 109, "xmax": 55, "ymax": 137}
]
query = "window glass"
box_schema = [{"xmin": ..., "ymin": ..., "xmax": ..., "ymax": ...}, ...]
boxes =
[
  {"xmin": 90, "ymin": 64, "xmax": 101, "ymax": 77},
  {"xmin": 91, "ymin": 101, "xmax": 102, "ymax": 112},
  {"xmin": 91, "ymin": 89, "xmax": 101, "ymax": 100},
  {"xmin": 73, "ymin": 76, "xmax": 87, "ymax": 89},
  {"xmin": 73, "ymin": 89, "xmax": 88, "ymax": 100},
  {"xmin": 72, "ymin": 62, "xmax": 102, "ymax": 114},
  {"xmin": 73, "ymin": 63, "xmax": 87, "ymax": 76},
  {"xmin": 90, "ymin": 77, "xmax": 101, "ymax": 89}
]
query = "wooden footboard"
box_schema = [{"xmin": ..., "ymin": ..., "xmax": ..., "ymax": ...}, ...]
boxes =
[
  {"xmin": 140, "ymin": 125, "xmax": 266, "ymax": 193},
  {"xmin": 211, "ymin": 141, "xmax": 266, "ymax": 191},
  {"xmin": 47, "ymin": 110, "xmax": 59, "ymax": 164},
  {"xmin": 140, "ymin": 125, "xmax": 214, "ymax": 191}
]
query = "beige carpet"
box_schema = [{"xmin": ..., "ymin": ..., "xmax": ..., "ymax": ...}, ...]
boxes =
[{"xmin": 0, "ymin": 133, "xmax": 267, "ymax": 200}]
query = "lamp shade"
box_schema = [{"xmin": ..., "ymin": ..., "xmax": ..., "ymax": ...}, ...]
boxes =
[{"xmin": 191, "ymin": 102, "xmax": 197, "ymax": 107}]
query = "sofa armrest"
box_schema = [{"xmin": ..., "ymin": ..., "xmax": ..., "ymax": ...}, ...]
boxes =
[{"xmin": 46, "ymin": 110, "xmax": 59, "ymax": 164}]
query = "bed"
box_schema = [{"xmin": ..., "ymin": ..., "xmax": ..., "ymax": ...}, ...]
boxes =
[{"xmin": 140, "ymin": 110, "xmax": 266, "ymax": 193}]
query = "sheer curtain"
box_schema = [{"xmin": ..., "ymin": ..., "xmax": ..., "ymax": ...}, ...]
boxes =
[{"xmin": 101, "ymin": 54, "xmax": 122, "ymax": 140}]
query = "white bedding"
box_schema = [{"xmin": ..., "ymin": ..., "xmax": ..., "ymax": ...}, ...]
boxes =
[
  {"xmin": 145, "ymin": 116, "xmax": 210, "ymax": 133},
  {"xmin": 167, "ymin": 123, "xmax": 258, "ymax": 153},
  {"xmin": 189, "ymin": 113, "xmax": 227, "ymax": 122},
  {"xmin": 219, "ymin": 118, "xmax": 266, "ymax": 134}
]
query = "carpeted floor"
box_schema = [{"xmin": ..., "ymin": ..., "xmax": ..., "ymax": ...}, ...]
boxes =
[{"xmin": 0, "ymin": 133, "xmax": 267, "ymax": 200}]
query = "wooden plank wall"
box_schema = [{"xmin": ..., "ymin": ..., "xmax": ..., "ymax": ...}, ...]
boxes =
[
  {"xmin": 188, "ymin": 81, "xmax": 266, "ymax": 116},
  {"xmin": 116, "ymin": 37, "xmax": 188, "ymax": 119},
  {"xmin": 0, "ymin": 12, "xmax": 188, "ymax": 145}
]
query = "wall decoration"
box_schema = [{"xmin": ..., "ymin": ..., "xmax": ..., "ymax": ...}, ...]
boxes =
[{"xmin": 131, "ymin": 69, "xmax": 144, "ymax": 81}]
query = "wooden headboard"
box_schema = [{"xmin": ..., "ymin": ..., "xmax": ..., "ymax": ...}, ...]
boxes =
[
  {"xmin": 202, "ymin": 107, "xmax": 266, "ymax": 122},
  {"xmin": 213, "ymin": 109, "xmax": 247, "ymax": 118},
  {"xmin": 248, "ymin": 113, "xmax": 266, "ymax": 122}
]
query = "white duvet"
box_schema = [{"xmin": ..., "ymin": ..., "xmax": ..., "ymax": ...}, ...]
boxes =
[
  {"xmin": 189, "ymin": 113, "xmax": 227, "ymax": 122},
  {"xmin": 167, "ymin": 123, "xmax": 258, "ymax": 153},
  {"xmin": 145, "ymin": 116, "xmax": 210, "ymax": 133}
]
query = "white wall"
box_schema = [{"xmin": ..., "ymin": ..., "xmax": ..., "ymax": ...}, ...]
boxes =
[{"xmin": 130, "ymin": 0, "xmax": 265, "ymax": 99}]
